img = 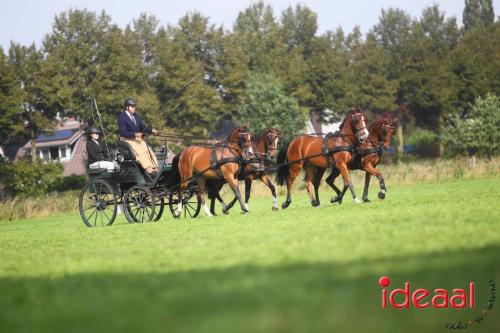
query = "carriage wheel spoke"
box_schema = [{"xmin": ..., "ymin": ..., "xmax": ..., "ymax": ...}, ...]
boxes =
[
  {"xmin": 86, "ymin": 208, "xmax": 98, "ymax": 223},
  {"xmin": 102, "ymin": 209, "xmax": 111, "ymax": 223}
]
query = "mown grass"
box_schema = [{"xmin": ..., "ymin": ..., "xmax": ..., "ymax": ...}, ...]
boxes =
[{"xmin": 1, "ymin": 175, "xmax": 499, "ymax": 333}]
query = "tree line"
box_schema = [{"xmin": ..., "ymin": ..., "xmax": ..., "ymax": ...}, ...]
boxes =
[{"xmin": 0, "ymin": 0, "xmax": 498, "ymax": 156}]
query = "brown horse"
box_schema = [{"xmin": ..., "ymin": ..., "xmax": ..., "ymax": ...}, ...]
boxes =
[
  {"xmin": 313, "ymin": 117, "xmax": 397, "ymax": 205},
  {"xmin": 276, "ymin": 108, "xmax": 369, "ymax": 208},
  {"xmin": 209, "ymin": 128, "xmax": 281, "ymax": 213},
  {"xmin": 173, "ymin": 127, "xmax": 254, "ymax": 217}
]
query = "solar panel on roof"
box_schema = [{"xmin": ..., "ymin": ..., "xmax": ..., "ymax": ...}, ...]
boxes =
[{"xmin": 36, "ymin": 129, "xmax": 78, "ymax": 143}]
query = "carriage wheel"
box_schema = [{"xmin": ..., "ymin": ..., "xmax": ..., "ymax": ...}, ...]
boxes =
[
  {"xmin": 79, "ymin": 179, "xmax": 117, "ymax": 227},
  {"xmin": 124, "ymin": 185, "xmax": 156, "ymax": 223},
  {"xmin": 152, "ymin": 194, "xmax": 165, "ymax": 222},
  {"xmin": 168, "ymin": 189, "xmax": 201, "ymax": 218}
]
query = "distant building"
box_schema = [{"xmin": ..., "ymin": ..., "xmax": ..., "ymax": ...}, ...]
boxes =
[
  {"xmin": 306, "ymin": 110, "xmax": 342, "ymax": 135},
  {"xmin": 16, "ymin": 118, "xmax": 87, "ymax": 176}
]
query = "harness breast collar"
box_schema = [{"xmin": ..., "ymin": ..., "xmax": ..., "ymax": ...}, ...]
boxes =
[{"xmin": 210, "ymin": 143, "xmax": 242, "ymax": 179}]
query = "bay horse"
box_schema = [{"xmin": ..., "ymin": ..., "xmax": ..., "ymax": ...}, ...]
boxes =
[
  {"xmin": 313, "ymin": 117, "xmax": 397, "ymax": 205},
  {"xmin": 276, "ymin": 108, "xmax": 369, "ymax": 208},
  {"xmin": 173, "ymin": 127, "xmax": 254, "ymax": 217},
  {"xmin": 208, "ymin": 128, "xmax": 281, "ymax": 213}
]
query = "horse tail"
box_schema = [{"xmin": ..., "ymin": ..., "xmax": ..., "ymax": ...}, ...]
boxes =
[
  {"xmin": 276, "ymin": 141, "xmax": 291, "ymax": 186},
  {"xmin": 169, "ymin": 152, "xmax": 182, "ymax": 189}
]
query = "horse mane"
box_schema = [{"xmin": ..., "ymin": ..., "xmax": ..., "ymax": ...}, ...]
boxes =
[
  {"xmin": 256, "ymin": 128, "xmax": 270, "ymax": 141},
  {"xmin": 227, "ymin": 126, "xmax": 249, "ymax": 141},
  {"xmin": 368, "ymin": 118, "xmax": 385, "ymax": 139},
  {"xmin": 337, "ymin": 108, "xmax": 362, "ymax": 133}
]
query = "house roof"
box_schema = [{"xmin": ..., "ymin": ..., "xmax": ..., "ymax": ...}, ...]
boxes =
[{"xmin": 36, "ymin": 129, "xmax": 78, "ymax": 143}]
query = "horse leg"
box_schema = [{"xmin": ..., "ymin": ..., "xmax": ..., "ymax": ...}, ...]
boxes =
[
  {"xmin": 337, "ymin": 161, "xmax": 360, "ymax": 203},
  {"xmin": 224, "ymin": 173, "xmax": 248, "ymax": 214},
  {"xmin": 364, "ymin": 163, "xmax": 387, "ymax": 200},
  {"xmin": 305, "ymin": 166, "xmax": 319, "ymax": 207},
  {"xmin": 260, "ymin": 174, "xmax": 279, "ymax": 211},
  {"xmin": 209, "ymin": 195, "xmax": 217, "ymax": 216},
  {"xmin": 362, "ymin": 172, "xmax": 372, "ymax": 202},
  {"xmin": 243, "ymin": 178, "xmax": 252, "ymax": 212},
  {"xmin": 197, "ymin": 178, "xmax": 213, "ymax": 217},
  {"xmin": 282, "ymin": 162, "xmax": 303, "ymax": 209},
  {"xmin": 313, "ymin": 167, "xmax": 326, "ymax": 206},
  {"xmin": 325, "ymin": 169, "xmax": 343, "ymax": 204}
]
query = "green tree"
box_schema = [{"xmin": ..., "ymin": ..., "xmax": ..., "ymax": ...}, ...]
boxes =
[
  {"xmin": 233, "ymin": 2, "xmax": 282, "ymax": 73},
  {"xmin": 8, "ymin": 44, "xmax": 57, "ymax": 159},
  {"xmin": 237, "ymin": 73, "xmax": 306, "ymax": 139},
  {"xmin": 41, "ymin": 9, "xmax": 160, "ymax": 138},
  {"xmin": 449, "ymin": 22, "xmax": 500, "ymax": 112},
  {"xmin": 0, "ymin": 47, "xmax": 23, "ymax": 142},
  {"xmin": 344, "ymin": 34, "xmax": 397, "ymax": 112},
  {"xmin": 280, "ymin": 4, "xmax": 318, "ymax": 57},
  {"xmin": 464, "ymin": 0, "xmax": 495, "ymax": 30},
  {"xmin": 153, "ymin": 14, "xmax": 224, "ymax": 135}
]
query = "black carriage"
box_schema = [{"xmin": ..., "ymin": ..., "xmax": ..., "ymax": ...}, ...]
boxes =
[{"xmin": 78, "ymin": 141, "xmax": 201, "ymax": 227}]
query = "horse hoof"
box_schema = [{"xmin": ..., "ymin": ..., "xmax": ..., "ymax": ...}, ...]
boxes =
[
  {"xmin": 242, "ymin": 209, "xmax": 249, "ymax": 214},
  {"xmin": 363, "ymin": 198, "xmax": 371, "ymax": 203},
  {"xmin": 353, "ymin": 198, "xmax": 361, "ymax": 204},
  {"xmin": 311, "ymin": 200, "xmax": 320, "ymax": 207},
  {"xmin": 222, "ymin": 209, "xmax": 229, "ymax": 215},
  {"xmin": 378, "ymin": 191, "xmax": 386, "ymax": 200},
  {"xmin": 272, "ymin": 206, "xmax": 279, "ymax": 211},
  {"xmin": 281, "ymin": 201, "xmax": 290, "ymax": 209},
  {"xmin": 330, "ymin": 196, "xmax": 342, "ymax": 204},
  {"xmin": 173, "ymin": 212, "xmax": 180, "ymax": 219}
]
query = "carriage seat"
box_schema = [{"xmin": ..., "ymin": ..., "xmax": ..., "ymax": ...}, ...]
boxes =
[{"xmin": 116, "ymin": 141, "xmax": 137, "ymax": 161}]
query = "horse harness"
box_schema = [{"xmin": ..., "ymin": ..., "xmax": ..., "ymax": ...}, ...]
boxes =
[
  {"xmin": 210, "ymin": 144, "xmax": 243, "ymax": 179},
  {"xmin": 321, "ymin": 132, "xmax": 356, "ymax": 168}
]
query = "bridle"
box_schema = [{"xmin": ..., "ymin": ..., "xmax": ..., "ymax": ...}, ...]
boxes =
[
  {"xmin": 235, "ymin": 130, "xmax": 253, "ymax": 160},
  {"xmin": 350, "ymin": 112, "xmax": 369, "ymax": 143},
  {"xmin": 379, "ymin": 122, "xmax": 395, "ymax": 145},
  {"xmin": 264, "ymin": 129, "xmax": 280, "ymax": 160}
]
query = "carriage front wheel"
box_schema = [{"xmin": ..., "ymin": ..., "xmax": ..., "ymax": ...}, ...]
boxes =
[
  {"xmin": 79, "ymin": 179, "xmax": 117, "ymax": 227},
  {"xmin": 168, "ymin": 189, "xmax": 201, "ymax": 218}
]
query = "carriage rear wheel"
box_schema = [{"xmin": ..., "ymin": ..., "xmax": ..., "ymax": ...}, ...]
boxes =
[
  {"xmin": 168, "ymin": 188, "xmax": 201, "ymax": 218},
  {"xmin": 124, "ymin": 185, "xmax": 156, "ymax": 223},
  {"xmin": 152, "ymin": 194, "xmax": 165, "ymax": 221},
  {"xmin": 79, "ymin": 179, "xmax": 117, "ymax": 227}
]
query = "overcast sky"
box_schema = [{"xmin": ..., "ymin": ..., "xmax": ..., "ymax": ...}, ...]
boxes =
[{"xmin": 1, "ymin": 0, "xmax": 499, "ymax": 51}]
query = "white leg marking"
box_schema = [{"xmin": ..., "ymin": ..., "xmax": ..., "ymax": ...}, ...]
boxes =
[
  {"xmin": 272, "ymin": 197, "xmax": 278, "ymax": 209},
  {"xmin": 176, "ymin": 202, "xmax": 183, "ymax": 216},
  {"xmin": 203, "ymin": 203, "xmax": 213, "ymax": 217}
]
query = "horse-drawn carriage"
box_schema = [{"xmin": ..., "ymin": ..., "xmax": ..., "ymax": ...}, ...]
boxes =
[{"xmin": 78, "ymin": 141, "xmax": 201, "ymax": 227}]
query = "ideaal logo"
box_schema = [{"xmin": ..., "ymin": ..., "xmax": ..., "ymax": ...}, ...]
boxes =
[{"xmin": 378, "ymin": 276, "xmax": 496, "ymax": 329}]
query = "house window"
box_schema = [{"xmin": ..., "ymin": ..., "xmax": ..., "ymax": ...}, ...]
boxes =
[
  {"xmin": 50, "ymin": 147, "xmax": 59, "ymax": 160},
  {"xmin": 42, "ymin": 149, "xmax": 50, "ymax": 161},
  {"xmin": 60, "ymin": 146, "xmax": 67, "ymax": 158}
]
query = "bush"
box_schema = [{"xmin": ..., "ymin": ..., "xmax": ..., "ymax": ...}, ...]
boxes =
[
  {"xmin": 442, "ymin": 94, "xmax": 500, "ymax": 157},
  {"xmin": 406, "ymin": 128, "xmax": 439, "ymax": 157},
  {"xmin": 53, "ymin": 175, "xmax": 87, "ymax": 192},
  {"xmin": 0, "ymin": 159, "xmax": 64, "ymax": 197}
]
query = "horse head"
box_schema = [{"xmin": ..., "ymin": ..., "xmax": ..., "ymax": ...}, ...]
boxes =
[
  {"xmin": 228, "ymin": 127, "xmax": 253, "ymax": 160},
  {"xmin": 369, "ymin": 117, "xmax": 396, "ymax": 149},
  {"xmin": 341, "ymin": 108, "xmax": 369, "ymax": 143},
  {"xmin": 257, "ymin": 128, "xmax": 280, "ymax": 159},
  {"xmin": 380, "ymin": 118, "xmax": 397, "ymax": 149}
]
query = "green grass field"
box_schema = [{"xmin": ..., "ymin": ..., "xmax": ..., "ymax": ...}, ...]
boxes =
[{"xmin": 1, "ymin": 176, "xmax": 500, "ymax": 333}]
